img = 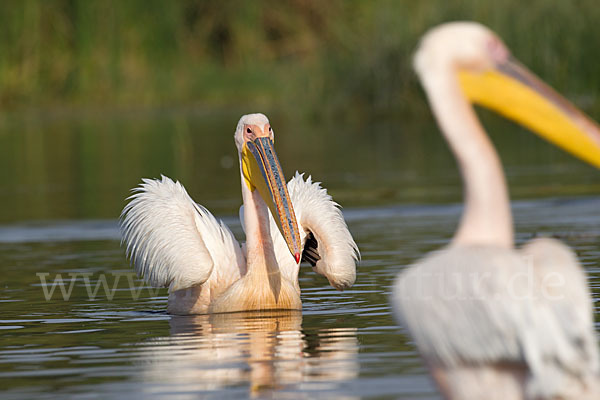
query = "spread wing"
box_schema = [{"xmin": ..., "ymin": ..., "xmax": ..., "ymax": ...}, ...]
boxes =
[
  {"xmin": 120, "ymin": 176, "xmax": 245, "ymax": 292},
  {"xmin": 393, "ymin": 240, "xmax": 599, "ymax": 399},
  {"xmin": 288, "ymin": 172, "xmax": 359, "ymax": 290}
]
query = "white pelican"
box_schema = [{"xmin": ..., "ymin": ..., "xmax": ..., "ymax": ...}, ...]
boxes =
[
  {"xmin": 121, "ymin": 113, "xmax": 358, "ymax": 315},
  {"xmin": 392, "ymin": 22, "xmax": 600, "ymax": 399}
]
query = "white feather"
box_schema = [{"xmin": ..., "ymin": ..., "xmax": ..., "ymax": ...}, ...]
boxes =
[
  {"xmin": 238, "ymin": 172, "xmax": 359, "ymax": 290},
  {"xmin": 274, "ymin": 172, "xmax": 359, "ymax": 290},
  {"xmin": 120, "ymin": 171, "xmax": 357, "ymax": 313},
  {"xmin": 120, "ymin": 176, "xmax": 244, "ymax": 292},
  {"xmin": 519, "ymin": 238, "xmax": 600, "ymax": 398},
  {"xmin": 393, "ymin": 239, "xmax": 599, "ymax": 399}
]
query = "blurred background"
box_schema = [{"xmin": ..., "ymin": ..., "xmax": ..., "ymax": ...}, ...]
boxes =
[{"xmin": 1, "ymin": 0, "xmax": 599, "ymax": 223}]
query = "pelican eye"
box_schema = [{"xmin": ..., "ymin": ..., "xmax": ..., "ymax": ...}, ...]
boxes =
[
  {"xmin": 246, "ymin": 128, "xmax": 252, "ymax": 134},
  {"xmin": 268, "ymin": 126, "xmax": 272, "ymax": 132}
]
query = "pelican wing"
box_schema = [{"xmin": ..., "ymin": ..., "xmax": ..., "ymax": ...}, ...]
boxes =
[
  {"xmin": 288, "ymin": 172, "xmax": 359, "ymax": 290},
  {"xmin": 393, "ymin": 240, "xmax": 599, "ymax": 398},
  {"xmin": 518, "ymin": 238, "xmax": 600, "ymax": 394},
  {"xmin": 239, "ymin": 173, "xmax": 358, "ymax": 289},
  {"xmin": 120, "ymin": 176, "xmax": 245, "ymax": 292}
]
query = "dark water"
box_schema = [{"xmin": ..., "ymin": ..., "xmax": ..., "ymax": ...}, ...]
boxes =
[
  {"xmin": 1, "ymin": 110, "xmax": 598, "ymax": 223},
  {"xmin": 0, "ymin": 113, "xmax": 599, "ymax": 399}
]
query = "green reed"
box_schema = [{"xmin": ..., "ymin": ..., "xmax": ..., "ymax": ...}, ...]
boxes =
[{"xmin": 0, "ymin": 0, "xmax": 598, "ymax": 119}]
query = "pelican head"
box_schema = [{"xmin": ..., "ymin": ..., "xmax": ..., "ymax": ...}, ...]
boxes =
[
  {"xmin": 415, "ymin": 21, "xmax": 600, "ymax": 168},
  {"xmin": 234, "ymin": 113, "xmax": 302, "ymax": 263}
]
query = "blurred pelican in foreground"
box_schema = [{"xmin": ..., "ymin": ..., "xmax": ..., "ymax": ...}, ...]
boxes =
[
  {"xmin": 121, "ymin": 113, "xmax": 358, "ymax": 314},
  {"xmin": 393, "ymin": 22, "xmax": 600, "ymax": 399}
]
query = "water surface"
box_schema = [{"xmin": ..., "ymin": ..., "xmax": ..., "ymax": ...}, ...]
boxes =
[
  {"xmin": 1, "ymin": 196, "xmax": 599, "ymax": 399},
  {"xmin": 0, "ymin": 113, "xmax": 599, "ymax": 398}
]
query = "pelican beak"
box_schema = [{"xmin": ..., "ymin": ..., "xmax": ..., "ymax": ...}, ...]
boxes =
[
  {"xmin": 241, "ymin": 136, "xmax": 302, "ymax": 263},
  {"xmin": 458, "ymin": 57, "xmax": 600, "ymax": 168}
]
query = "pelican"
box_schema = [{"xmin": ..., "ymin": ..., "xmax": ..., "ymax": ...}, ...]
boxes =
[
  {"xmin": 121, "ymin": 113, "xmax": 358, "ymax": 315},
  {"xmin": 392, "ymin": 22, "xmax": 600, "ymax": 399}
]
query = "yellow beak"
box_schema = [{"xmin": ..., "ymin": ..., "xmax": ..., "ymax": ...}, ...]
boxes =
[
  {"xmin": 458, "ymin": 57, "xmax": 600, "ymax": 168},
  {"xmin": 241, "ymin": 137, "xmax": 302, "ymax": 263}
]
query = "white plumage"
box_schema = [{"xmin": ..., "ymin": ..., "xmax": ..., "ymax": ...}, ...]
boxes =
[
  {"xmin": 394, "ymin": 240, "xmax": 599, "ymax": 399},
  {"xmin": 120, "ymin": 114, "xmax": 358, "ymax": 315},
  {"xmin": 288, "ymin": 173, "xmax": 359, "ymax": 289},
  {"xmin": 247, "ymin": 172, "xmax": 359, "ymax": 291},
  {"xmin": 392, "ymin": 22, "xmax": 600, "ymax": 399},
  {"xmin": 120, "ymin": 176, "xmax": 245, "ymax": 292}
]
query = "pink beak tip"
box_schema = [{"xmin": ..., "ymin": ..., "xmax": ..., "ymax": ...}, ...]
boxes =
[{"xmin": 294, "ymin": 252, "xmax": 301, "ymax": 264}]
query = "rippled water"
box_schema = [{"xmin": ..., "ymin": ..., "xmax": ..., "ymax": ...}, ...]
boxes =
[
  {"xmin": 0, "ymin": 109, "xmax": 599, "ymax": 398},
  {"xmin": 1, "ymin": 196, "xmax": 599, "ymax": 399}
]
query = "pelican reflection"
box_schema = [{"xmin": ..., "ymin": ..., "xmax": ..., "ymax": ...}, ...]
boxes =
[{"xmin": 136, "ymin": 311, "xmax": 358, "ymax": 398}]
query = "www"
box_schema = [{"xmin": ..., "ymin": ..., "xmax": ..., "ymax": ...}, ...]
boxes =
[{"xmin": 35, "ymin": 272, "xmax": 157, "ymax": 301}]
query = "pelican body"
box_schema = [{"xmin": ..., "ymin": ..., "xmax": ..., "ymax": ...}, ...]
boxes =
[
  {"xmin": 392, "ymin": 23, "xmax": 600, "ymax": 399},
  {"xmin": 121, "ymin": 114, "xmax": 358, "ymax": 314}
]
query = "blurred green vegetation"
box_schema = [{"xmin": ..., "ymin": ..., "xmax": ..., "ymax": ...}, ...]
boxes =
[
  {"xmin": 0, "ymin": 0, "xmax": 599, "ymax": 223},
  {"xmin": 1, "ymin": 0, "xmax": 599, "ymax": 119}
]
